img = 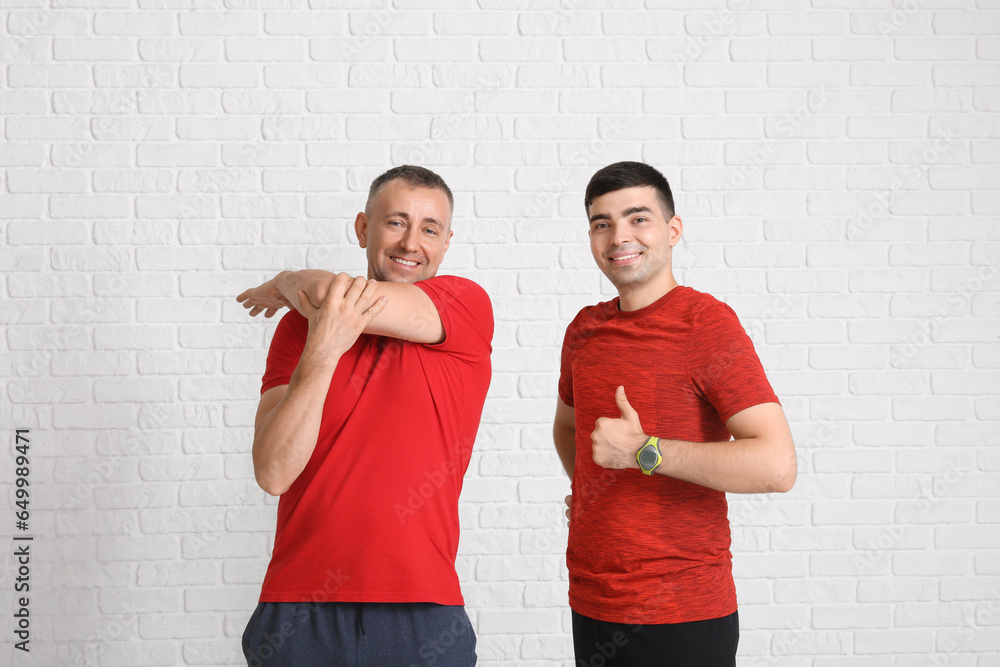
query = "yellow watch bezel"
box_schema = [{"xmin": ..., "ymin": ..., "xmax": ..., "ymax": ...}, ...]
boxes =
[{"xmin": 637, "ymin": 436, "xmax": 661, "ymax": 475}]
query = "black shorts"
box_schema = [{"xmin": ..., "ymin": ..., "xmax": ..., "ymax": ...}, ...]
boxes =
[{"xmin": 572, "ymin": 609, "xmax": 739, "ymax": 667}]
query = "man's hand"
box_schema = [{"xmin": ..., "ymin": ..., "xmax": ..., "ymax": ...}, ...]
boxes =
[
  {"xmin": 236, "ymin": 274, "xmax": 293, "ymax": 318},
  {"xmin": 591, "ymin": 386, "xmax": 647, "ymax": 470},
  {"xmin": 297, "ymin": 275, "xmax": 388, "ymax": 362}
]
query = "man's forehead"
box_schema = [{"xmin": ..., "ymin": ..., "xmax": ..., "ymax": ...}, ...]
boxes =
[
  {"xmin": 373, "ymin": 185, "xmax": 452, "ymax": 226},
  {"xmin": 588, "ymin": 186, "xmax": 660, "ymax": 214},
  {"xmin": 376, "ymin": 184, "xmax": 448, "ymax": 207}
]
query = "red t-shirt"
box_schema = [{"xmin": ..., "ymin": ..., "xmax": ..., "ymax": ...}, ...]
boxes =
[
  {"xmin": 558, "ymin": 285, "xmax": 779, "ymax": 624},
  {"xmin": 257, "ymin": 275, "xmax": 493, "ymax": 605}
]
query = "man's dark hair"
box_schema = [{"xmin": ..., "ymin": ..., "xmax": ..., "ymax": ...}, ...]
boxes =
[
  {"xmin": 366, "ymin": 165, "xmax": 454, "ymax": 217},
  {"xmin": 584, "ymin": 161, "xmax": 675, "ymax": 220}
]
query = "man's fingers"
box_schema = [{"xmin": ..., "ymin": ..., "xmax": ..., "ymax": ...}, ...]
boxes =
[
  {"xmin": 327, "ymin": 272, "xmax": 352, "ymax": 300},
  {"xmin": 357, "ymin": 278, "xmax": 380, "ymax": 306},
  {"xmin": 344, "ymin": 275, "xmax": 369, "ymax": 305},
  {"xmin": 296, "ymin": 291, "xmax": 317, "ymax": 317},
  {"xmin": 364, "ymin": 296, "xmax": 389, "ymax": 321},
  {"xmin": 236, "ymin": 289, "xmax": 250, "ymax": 303},
  {"xmin": 616, "ymin": 385, "xmax": 638, "ymax": 420}
]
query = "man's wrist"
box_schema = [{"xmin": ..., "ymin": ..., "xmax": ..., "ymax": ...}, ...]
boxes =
[
  {"xmin": 294, "ymin": 347, "xmax": 341, "ymax": 379},
  {"xmin": 630, "ymin": 433, "xmax": 649, "ymax": 469}
]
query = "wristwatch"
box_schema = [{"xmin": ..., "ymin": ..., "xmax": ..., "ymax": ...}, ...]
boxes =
[{"xmin": 636, "ymin": 436, "xmax": 662, "ymax": 475}]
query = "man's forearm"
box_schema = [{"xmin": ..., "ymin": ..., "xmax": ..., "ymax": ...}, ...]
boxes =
[
  {"xmin": 654, "ymin": 436, "xmax": 796, "ymax": 494},
  {"xmin": 252, "ymin": 356, "xmax": 338, "ymax": 496},
  {"xmin": 272, "ymin": 270, "xmax": 330, "ymax": 315},
  {"xmin": 273, "ymin": 269, "xmax": 444, "ymax": 344},
  {"xmin": 554, "ymin": 427, "xmax": 576, "ymax": 478}
]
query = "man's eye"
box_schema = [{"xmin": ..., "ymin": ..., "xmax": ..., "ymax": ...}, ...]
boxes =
[
  {"xmin": 388, "ymin": 221, "xmax": 403, "ymax": 227},
  {"xmin": 424, "ymin": 228, "xmax": 437, "ymax": 236},
  {"xmin": 634, "ymin": 217, "xmax": 647, "ymax": 224}
]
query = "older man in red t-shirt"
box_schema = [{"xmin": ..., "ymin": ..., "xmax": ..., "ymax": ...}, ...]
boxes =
[
  {"xmin": 236, "ymin": 166, "xmax": 491, "ymax": 667},
  {"xmin": 554, "ymin": 161, "xmax": 797, "ymax": 666}
]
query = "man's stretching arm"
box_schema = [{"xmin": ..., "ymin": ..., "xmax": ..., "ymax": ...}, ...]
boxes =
[
  {"xmin": 252, "ymin": 275, "xmax": 386, "ymax": 496},
  {"xmin": 238, "ymin": 270, "xmax": 444, "ymax": 344}
]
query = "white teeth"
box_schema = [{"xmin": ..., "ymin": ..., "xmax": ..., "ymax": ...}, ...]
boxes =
[
  {"xmin": 392, "ymin": 258, "xmax": 418, "ymax": 266},
  {"xmin": 613, "ymin": 253, "xmax": 640, "ymax": 262}
]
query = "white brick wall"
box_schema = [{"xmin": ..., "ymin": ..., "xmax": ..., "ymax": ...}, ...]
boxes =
[{"xmin": 0, "ymin": 3, "xmax": 998, "ymax": 665}]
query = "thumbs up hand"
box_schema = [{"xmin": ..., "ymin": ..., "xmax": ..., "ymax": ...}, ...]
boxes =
[{"xmin": 591, "ymin": 386, "xmax": 648, "ymax": 470}]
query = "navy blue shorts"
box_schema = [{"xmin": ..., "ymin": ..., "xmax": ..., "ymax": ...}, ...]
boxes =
[{"xmin": 242, "ymin": 601, "xmax": 476, "ymax": 667}]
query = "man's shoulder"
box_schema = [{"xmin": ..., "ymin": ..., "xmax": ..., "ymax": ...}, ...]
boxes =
[
  {"xmin": 567, "ymin": 297, "xmax": 617, "ymax": 328},
  {"xmin": 682, "ymin": 288, "xmax": 743, "ymax": 326},
  {"xmin": 642, "ymin": 285, "xmax": 737, "ymax": 326},
  {"xmin": 417, "ymin": 274, "xmax": 491, "ymax": 302}
]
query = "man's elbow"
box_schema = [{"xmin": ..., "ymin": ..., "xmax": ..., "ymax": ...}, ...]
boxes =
[
  {"xmin": 768, "ymin": 443, "xmax": 797, "ymax": 493},
  {"xmin": 253, "ymin": 459, "xmax": 291, "ymax": 497},
  {"xmin": 255, "ymin": 472, "xmax": 287, "ymax": 497}
]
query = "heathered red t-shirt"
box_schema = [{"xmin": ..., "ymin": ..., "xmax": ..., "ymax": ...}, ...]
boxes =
[
  {"xmin": 257, "ymin": 275, "xmax": 492, "ymax": 605},
  {"xmin": 558, "ymin": 285, "xmax": 779, "ymax": 624}
]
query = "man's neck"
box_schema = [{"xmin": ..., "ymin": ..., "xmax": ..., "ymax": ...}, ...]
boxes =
[{"xmin": 617, "ymin": 275, "xmax": 679, "ymax": 312}]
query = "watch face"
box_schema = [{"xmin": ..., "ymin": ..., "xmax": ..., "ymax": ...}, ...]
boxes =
[{"xmin": 639, "ymin": 447, "xmax": 657, "ymax": 468}]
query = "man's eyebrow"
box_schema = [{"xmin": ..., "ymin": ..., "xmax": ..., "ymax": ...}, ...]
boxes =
[
  {"xmin": 588, "ymin": 206, "xmax": 654, "ymax": 224},
  {"xmin": 622, "ymin": 206, "xmax": 654, "ymax": 217},
  {"xmin": 383, "ymin": 210, "xmax": 444, "ymax": 226}
]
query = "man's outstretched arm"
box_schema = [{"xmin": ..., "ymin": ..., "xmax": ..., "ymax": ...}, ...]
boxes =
[
  {"xmin": 252, "ymin": 275, "xmax": 386, "ymax": 495},
  {"xmin": 591, "ymin": 386, "xmax": 797, "ymax": 494},
  {"xmin": 237, "ymin": 270, "xmax": 444, "ymax": 344}
]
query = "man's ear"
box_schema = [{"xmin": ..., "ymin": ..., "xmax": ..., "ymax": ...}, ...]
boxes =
[
  {"xmin": 443, "ymin": 228, "xmax": 453, "ymax": 254},
  {"xmin": 354, "ymin": 212, "xmax": 368, "ymax": 248},
  {"xmin": 668, "ymin": 215, "xmax": 683, "ymax": 248}
]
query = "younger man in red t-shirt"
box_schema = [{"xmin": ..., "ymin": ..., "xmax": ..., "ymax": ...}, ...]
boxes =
[
  {"xmin": 554, "ymin": 161, "xmax": 797, "ymax": 666},
  {"xmin": 236, "ymin": 166, "xmax": 492, "ymax": 666}
]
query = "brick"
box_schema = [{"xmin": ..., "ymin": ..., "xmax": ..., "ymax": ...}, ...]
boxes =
[
  {"xmin": 225, "ymin": 37, "xmax": 306, "ymax": 61},
  {"xmin": 7, "ymin": 116, "xmax": 89, "ymax": 139},
  {"xmin": 138, "ymin": 38, "xmax": 221, "ymax": 62},
  {"xmin": 895, "ymin": 36, "xmax": 972, "ymax": 61},
  {"xmin": 179, "ymin": 12, "xmax": 261, "ymax": 35},
  {"xmin": 264, "ymin": 12, "xmax": 346, "ymax": 35},
  {"xmin": 180, "ymin": 64, "xmax": 259, "ymax": 88},
  {"xmin": 9, "ymin": 64, "xmax": 91, "ymax": 88},
  {"xmin": 478, "ymin": 38, "xmax": 559, "ymax": 61},
  {"xmin": 8, "ymin": 11, "xmax": 89, "ymax": 35},
  {"xmin": 768, "ymin": 63, "xmax": 848, "ymax": 88},
  {"xmin": 176, "ymin": 117, "xmax": 260, "ymax": 141},
  {"xmin": 221, "ymin": 90, "xmax": 305, "ymax": 114}
]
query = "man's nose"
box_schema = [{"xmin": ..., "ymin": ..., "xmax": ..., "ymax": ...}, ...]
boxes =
[
  {"xmin": 401, "ymin": 226, "xmax": 420, "ymax": 252},
  {"xmin": 610, "ymin": 223, "xmax": 632, "ymax": 248}
]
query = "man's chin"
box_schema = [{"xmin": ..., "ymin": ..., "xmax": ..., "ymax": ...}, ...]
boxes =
[
  {"xmin": 600, "ymin": 266, "xmax": 647, "ymax": 289},
  {"xmin": 375, "ymin": 263, "xmax": 433, "ymax": 284}
]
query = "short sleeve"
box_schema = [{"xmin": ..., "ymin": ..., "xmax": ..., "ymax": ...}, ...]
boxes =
[
  {"xmin": 260, "ymin": 310, "xmax": 308, "ymax": 395},
  {"xmin": 686, "ymin": 300, "xmax": 779, "ymax": 424},
  {"xmin": 414, "ymin": 275, "xmax": 493, "ymax": 362}
]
